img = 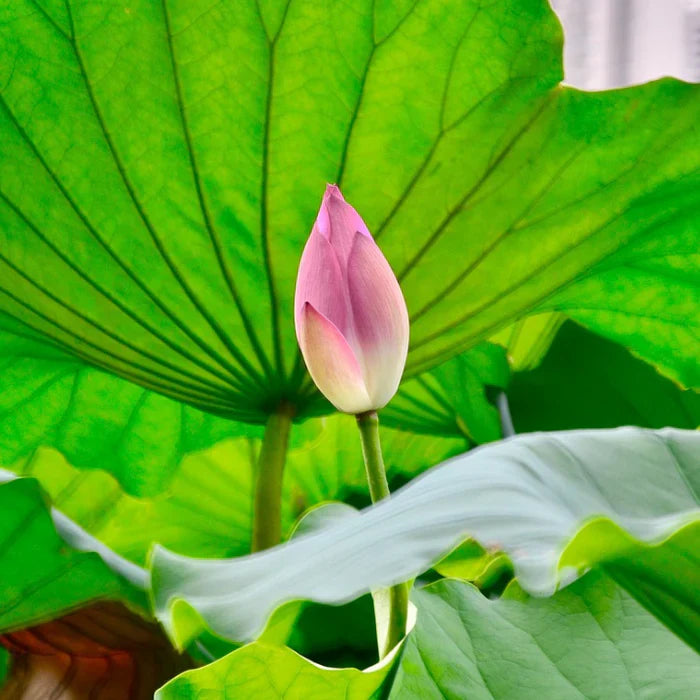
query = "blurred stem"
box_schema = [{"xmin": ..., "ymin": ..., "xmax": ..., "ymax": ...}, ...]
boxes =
[
  {"xmin": 496, "ymin": 391, "xmax": 515, "ymax": 437},
  {"xmin": 251, "ymin": 401, "xmax": 294, "ymax": 552},
  {"xmin": 356, "ymin": 410, "xmax": 410, "ymax": 659}
]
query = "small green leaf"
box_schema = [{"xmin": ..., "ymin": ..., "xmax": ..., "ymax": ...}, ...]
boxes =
[
  {"xmin": 155, "ymin": 638, "xmax": 402, "ymax": 700},
  {"xmin": 390, "ymin": 572, "xmax": 700, "ymax": 699},
  {"xmin": 432, "ymin": 540, "xmax": 492, "ymax": 580}
]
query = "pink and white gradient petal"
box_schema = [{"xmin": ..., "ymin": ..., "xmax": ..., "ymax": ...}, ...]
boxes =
[
  {"xmin": 297, "ymin": 302, "xmax": 373, "ymax": 414},
  {"xmin": 346, "ymin": 232, "xmax": 409, "ymax": 409}
]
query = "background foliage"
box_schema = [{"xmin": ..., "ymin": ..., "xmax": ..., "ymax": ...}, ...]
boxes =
[{"xmin": 0, "ymin": 0, "xmax": 698, "ymax": 696}]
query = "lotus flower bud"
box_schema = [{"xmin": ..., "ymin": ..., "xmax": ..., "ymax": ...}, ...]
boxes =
[{"xmin": 295, "ymin": 185, "xmax": 409, "ymax": 414}]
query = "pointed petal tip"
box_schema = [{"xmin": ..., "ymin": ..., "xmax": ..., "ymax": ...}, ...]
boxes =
[
  {"xmin": 300, "ymin": 299, "xmax": 314, "ymax": 320},
  {"xmin": 294, "ymin": 299, "xmax": 313, "ymax": 341},
  {"xmin": 315, "ymin": 186, "xmax": 350, "ymax": 239},
  {"xmin": 323, "ymin": 184, "xmax": 348, "ymax": 213},
  {"xmin": 324, "ymin": 183, "xmax": 344, "ymax": 200},
  {"xmin": 318, "ymin": 186, "xmax": 371, "ymax": 245}
]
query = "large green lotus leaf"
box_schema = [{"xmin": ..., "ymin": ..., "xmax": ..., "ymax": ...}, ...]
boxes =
[
  {"xmin": 510, "ymin": 321, "xmax": 700, "ymax": 432},
  {"xmin": 150, "ymin": 428, "xmax": 700, "ymax": 645},
  {"xmin": 0, "ymin": 0, "xmax": 697, "ymax": 428},
  {"xmin": 382, "ymin": 342, "xmax": 509, "ymax": 442},
  {"xmin": 390, "ymin": 572, "xmax": 700, "ymax": 699},
  {"xmin": 0, "ymin": 476, "xmax": 147, "ymax": 634},
  {"xmin": 5, "ymin": 415, "xmax": 463, "ymax": 564}
]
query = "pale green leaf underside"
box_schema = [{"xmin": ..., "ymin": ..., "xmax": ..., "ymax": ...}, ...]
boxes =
[
  {"xmin": 151, "ymin": 428, "xmax": 700, "ymax": 643},
  {"xmin": 391, "ymin": 573, "xmax": 700, "ymax": 699},
  {"xmin": 0, "ymin": 0, "xmax": 697, "ymax": 426}
]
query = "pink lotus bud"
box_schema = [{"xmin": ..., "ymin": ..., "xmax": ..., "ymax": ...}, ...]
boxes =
[{"xmin": 295, "ymin": 185, "xmax": 409, "ymax": 414}]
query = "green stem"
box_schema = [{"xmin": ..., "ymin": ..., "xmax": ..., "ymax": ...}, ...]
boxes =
[
  {"xmin": 251, "ymin": 401, "xmax": 294, "ymax": 552},
  {"xmin": 356, "ymin": 410, "xmax": 391, "ymax": 502},
  {"xmin": 356, "ymin": 410, "xmax": 410, "ymax": 659}
]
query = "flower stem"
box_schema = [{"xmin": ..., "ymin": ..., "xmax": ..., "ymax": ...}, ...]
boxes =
[
  {"xmin": 356, "ymin": 410, "xmax": 391, "ymax": 502},
  {"xmin": 356, "ymin": 410, "xmax": 410, "ymax": 658},
  {"xmin": 251, "ymin": 401, "xmax": 294, "ymax": 552}
]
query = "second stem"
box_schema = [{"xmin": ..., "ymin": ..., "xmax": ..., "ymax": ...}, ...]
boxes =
[{"xmin": 251, "ymin": 401, "xmax": 295, "ymax": 552}]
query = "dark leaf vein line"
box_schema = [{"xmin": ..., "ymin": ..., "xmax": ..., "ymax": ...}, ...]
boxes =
[
  {"xmin": 335, "ymin": 1, "xmax": 377, "ymax": 187},
  {"xmin": 256, "ymin": 0, "xmax": 294, "ymax": 383},
  {"xmin": 28, "ymin": 0, "xmax": 71, "ymax": 40}
]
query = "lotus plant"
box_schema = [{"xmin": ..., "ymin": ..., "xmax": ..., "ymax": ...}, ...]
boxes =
[{"xmin": 295, "ymin": 184, "xmax": 410, "ymax": 657}]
